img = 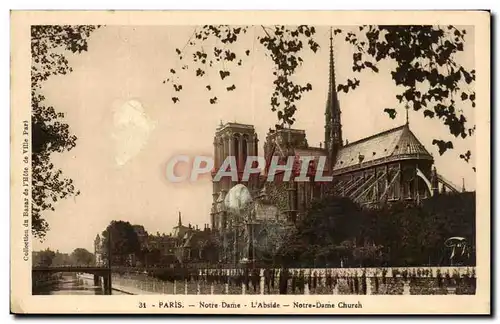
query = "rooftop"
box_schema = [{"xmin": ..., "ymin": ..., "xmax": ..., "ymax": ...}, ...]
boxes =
[
  {"xmin": 216, "ymin": 122, "xmax": 255, "ymax": 133},
  {"xmin": 333, "ymin": 124, "xmax": 433, "ymax": 172}
]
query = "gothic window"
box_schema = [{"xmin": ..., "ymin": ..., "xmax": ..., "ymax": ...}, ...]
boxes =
[
  {"xmin": 242, "ymin": 135, "xmax": 248, "ymax": 171},
  {"xmin": 402, "ymin": 167, "xmax": 416, "ymax": 199},
  {"xmin": 402, "ymin": 178, "xmax": 409, "ymax": 198},
  {"xmin": 233, "ymin": 134, "xmax": 240, "ymax": 170},
  {"xmin": 408, "ymin": 181, "xmax": 415, "ymax": 199},
  {"xmin": 391, "ymin": 170, "xmax": 399, "ymax": 200},
  {"xmin": 377, "ymin": 171, "xmax": 385, "ymax": 200}
]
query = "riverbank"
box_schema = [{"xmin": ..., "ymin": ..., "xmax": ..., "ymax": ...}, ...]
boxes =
[{"xmin": 77, "ymin": 274, "xmax": 156, "ymax": 295}]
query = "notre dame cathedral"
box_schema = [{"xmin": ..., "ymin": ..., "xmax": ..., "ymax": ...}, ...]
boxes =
[{"xmin": 209, "ymin": 30, "xmax": 461, "ymax": 266}]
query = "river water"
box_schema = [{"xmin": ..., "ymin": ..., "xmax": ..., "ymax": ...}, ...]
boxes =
[{"xmin": 33, "ymin": 274, "xmax": 127, "ymax": 295}]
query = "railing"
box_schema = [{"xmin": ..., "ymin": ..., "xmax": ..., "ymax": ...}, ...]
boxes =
[
  {"xmin": 332, "ymin": 153, "xmax": 433, "ymax": 176},
  {"xmin": 32, "ymin": 265, "xmax": 110, "ymax": 272},
  {"xmin": 112, "ymin": 274, "xmax": 176, "ymax": 294},
  {"xmin": 109, "ymin": 266, "xmax": 476, "ymax": 295}
]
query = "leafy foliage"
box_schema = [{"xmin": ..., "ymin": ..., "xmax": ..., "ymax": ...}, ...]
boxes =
[
  {"xmin": 276, "ymin": 197, "xmax": 368, "ymax": 267},
  {"xmin": 166, "ymin": 25, "xmax": 475, "ymax": 161},
  {"xmin": 277, "ymin": 193, "xmax": 475, "ymax": 267},
  {"xmin": 101, "ymin": 220, "xmax": 141, "ymax": 266},
  {"xmin": 70, "ymin": 248, "xmax": 95, "ymax": 265},
  {"xmin": 51, "ymin": 250, "xmax": 73, "ymax": 266},
  {"xmin": 32, "ymin": 248, "xmax": 57, "ymax": 266},
  {"xmin": 32, "ymin": 248, "xmax": 93, "ymax": 267},
  {"xmin": 31, "ymin": 25, "xmax": 99, "ymax": 239},
  {"xmin": 165, "ymin": 25, "xmax": 320, "ymax": 128},
  {"xmin": 337, "ymin": 25, "xmax": 475, "ymax": 159}
]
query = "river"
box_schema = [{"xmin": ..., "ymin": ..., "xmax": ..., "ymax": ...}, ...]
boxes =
[{"xmin": 33, "ymin": 274, "xmax": 128, "ymax": 295}]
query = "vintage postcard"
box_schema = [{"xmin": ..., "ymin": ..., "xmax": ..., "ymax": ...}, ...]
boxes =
[{"xmin": 10, "ymin": 10, "xmax": 491, "ymax": 314}]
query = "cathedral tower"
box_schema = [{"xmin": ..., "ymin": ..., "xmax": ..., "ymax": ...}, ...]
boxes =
[
  {"xmin": 211, "ymin": 122, "xmax": 259, "ymax": 230},
  {"xmin": 324, "ymin": 28, "xmax": 343, "ymax": 171}
]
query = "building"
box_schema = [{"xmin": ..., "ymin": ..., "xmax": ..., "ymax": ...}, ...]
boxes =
[
  {"xmin": 210, "ymin": 123, "xmax": 260, "ymax": 231},
  {"xmin": 171, "ymin": 212, "xmax": 191, "ymax": 241},
  {"xmin": 93, "ymin": 212, "xmax": 217, "ymax": 267},
  {"xmin": 175, "ymin": 224, "xmax": 216, "ymax": 264},
  {"xmin": 209, "ymin": 28, "xmax": 461, "ymax": 265},
  {"xmin": 132, "ymin": 225, "xmax": 149, "ymax": 250}
]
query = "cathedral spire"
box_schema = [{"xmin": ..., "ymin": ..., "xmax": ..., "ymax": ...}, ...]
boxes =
[
  {"xmin": 328, "ymin": 28, "xmax": 337, "ymax": 97},
  {"xmin": 405, "ymin": 103, "xmax": 410, "ymax": 126},
  {"xmin": 325, "ymin": 27, "xmax": 342, "ymax": 167}
]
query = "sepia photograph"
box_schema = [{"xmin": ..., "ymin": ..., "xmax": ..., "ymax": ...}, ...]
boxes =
[{"xmin": 10, "ymin": 10, "xmax": 490, "ymax": 314}]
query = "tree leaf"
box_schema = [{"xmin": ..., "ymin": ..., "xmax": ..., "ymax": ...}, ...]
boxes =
[
  {"xmin": 219, "ymin": 70, "xmax": 230, "ymax": 80},
  {"xmin": 384, "ymin": 108, "xmax": 397, "ymax": 119},
  {"xmin": 196, "ymin": 68, "xmax": 205, "ymax": 77},
  {"xmin": 432, "ymin": 139, "xmax": 454, "ymax": 155},
  {"xmin": 423, "ymin": 110, "xmax": 435, "ymax": 118}
]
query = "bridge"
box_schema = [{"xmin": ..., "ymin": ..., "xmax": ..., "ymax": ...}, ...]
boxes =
[
  {"xmin": 32, "ymin": 265, "xmax": 111, "ymax": 273},
  {"xmin": 32, "ymin": 265, "xmax": 112, "ymax": 294}
]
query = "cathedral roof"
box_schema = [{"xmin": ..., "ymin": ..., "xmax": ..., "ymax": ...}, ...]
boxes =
[
  {"xmin": 332, "ymin": 124, "xmax": 433, "ymax": 174},
  {"xmin": 294, "ymin": 147, "xmax": 326, "ymax": 157}
]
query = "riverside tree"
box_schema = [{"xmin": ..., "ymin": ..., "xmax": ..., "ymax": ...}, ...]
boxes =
[
  {"xmin": 101, "ymin": 220, "xmax": 141, "ymax": 266},
  {"xmin": 31, "ymin": 25, "xmax": 100, "ymax": 239},
  {"xmin": 70, "ymin": 248, "xmax": 95, "ymax": 266},
  {"xmin": 276, "ymin": 192, "xmax": 476, "ymax": 267}
]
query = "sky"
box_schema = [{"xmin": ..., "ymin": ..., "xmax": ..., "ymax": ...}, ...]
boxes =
[{"xmin": 33, "ymin": 25, "xmax": 476, "ymax": 253}]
